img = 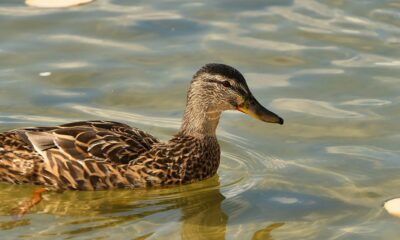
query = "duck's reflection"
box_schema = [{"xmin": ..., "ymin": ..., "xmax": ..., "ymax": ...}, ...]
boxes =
[
  {"xmin": 251, "ymin": 223, "xmax": 284, "ymax": 240},
  {"xmin": 180, "ymin": 184, "xmax": 228, "ymax": 240},
  {"xmin": 1, "ymin": 178, "xmax": 287, "ymax": 239},
  {"xmin": 0, "ymin": 177, "xmax": 227, "ymax": 239}
]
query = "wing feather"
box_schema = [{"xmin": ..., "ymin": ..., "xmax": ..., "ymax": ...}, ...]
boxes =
[{"xmin": 19, "ymin": 120, "xmax": 160, "ymax": 164}]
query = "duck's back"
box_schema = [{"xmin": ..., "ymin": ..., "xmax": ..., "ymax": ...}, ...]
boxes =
[{"xmin": 0, "ymin": 120, "xmax": 160, "ymax": 189}]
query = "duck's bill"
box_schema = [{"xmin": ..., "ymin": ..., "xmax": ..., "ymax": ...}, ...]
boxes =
[{"xmin": 237, "ymin": 97, "xmax": 284, "ymax": 125}]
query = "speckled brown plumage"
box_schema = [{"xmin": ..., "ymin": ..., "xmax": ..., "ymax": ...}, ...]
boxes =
[
  {"xmin": 0, "ymin": 63, "xmax": 283, "ymax": 191},
  {"xmin": 0, "ymin": 121, "xmax": 219, "ymax": 190}
]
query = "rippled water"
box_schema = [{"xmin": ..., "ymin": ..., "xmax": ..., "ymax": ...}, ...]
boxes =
[{"xmin": 0, "ymin": 0, "xmax": 400, "ymax": 239}]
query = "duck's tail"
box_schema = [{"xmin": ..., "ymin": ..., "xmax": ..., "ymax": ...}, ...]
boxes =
[{"xmin": 0, "ymin": 132, "xmax": 40, "ymax": 184}]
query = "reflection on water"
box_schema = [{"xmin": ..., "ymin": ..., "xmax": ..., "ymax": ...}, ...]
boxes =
[
  {"xmin": 1, "ymin": 0, "xmax": 400, "ymax": 239},
  {"xmin": 0, "ymin": 178, "xmax": 227, "ymax": 239},
  {"xmin": 251, "ymin": 223, "xmax": 284, "ymax": 240}
]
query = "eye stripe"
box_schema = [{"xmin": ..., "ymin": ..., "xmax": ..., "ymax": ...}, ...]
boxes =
[
  {"xmin": 236, "ymin": 87, "xmax": 247, "ymax": 96},
  {"xmin": 205, "ymin": 79, "xmax": 233, "ymax": 88},
  {"xmin": 205, "ymin": 79, "xmax": 248, "ymax": 95}
]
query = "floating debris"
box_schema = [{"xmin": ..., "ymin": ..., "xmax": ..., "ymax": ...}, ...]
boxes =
[
  {"xmin": 25, "ymin": 0, "xmax": 95, "ymax": 8},
  {"xmin": 39, "ymin": 72, "xmax": 51, "ymax": 77},
  {"xmin": 384, "ymin": 198, "xmax": 400, "ymax": 217}
]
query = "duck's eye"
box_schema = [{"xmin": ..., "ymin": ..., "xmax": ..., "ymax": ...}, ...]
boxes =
[{"xmin": 222, "ymin": 81, "xmax": 231, "ymax": 88}]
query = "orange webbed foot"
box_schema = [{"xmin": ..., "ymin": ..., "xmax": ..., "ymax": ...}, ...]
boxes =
[{"xmin": 11, "ymin": 188, "xmax": 46, "ymax": 218}]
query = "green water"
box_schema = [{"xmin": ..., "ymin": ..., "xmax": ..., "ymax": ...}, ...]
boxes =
[{"xmin": 1, "ymin": 0, "xmax": 400, "ymax": 239}]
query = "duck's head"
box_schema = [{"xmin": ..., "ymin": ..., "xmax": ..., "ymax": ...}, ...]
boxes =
[{"xmin": 181, "ymin": 63, "xmax": 283, "ymax": 135}]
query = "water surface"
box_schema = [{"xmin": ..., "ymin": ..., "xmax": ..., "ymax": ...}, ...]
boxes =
[{"xmin": 0, "ymin": 0, "xmax": 400, "ymax": 239}]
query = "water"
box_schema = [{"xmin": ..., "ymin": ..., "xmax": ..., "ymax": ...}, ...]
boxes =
[{"xmin": 0, "ymin": 0, "xmax": 399, "ymax": 239}]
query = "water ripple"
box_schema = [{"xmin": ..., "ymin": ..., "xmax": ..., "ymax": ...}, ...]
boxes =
[
  {"xmin": 47, "ymin": 34, "xmax": 151, "ymax": 52},
  {"xmin": 205, "ymin": 34, "xmax": 337, "ymax": 51},
  {"xmin": 50, "ymin": 61, "xmax": 92, "ymax": 69},
  {"xmin": 0, "ymin": 114, "xmax": 68, "ymax": 124},
  {"xmin": 246, "ymin": 73, "xmax": 290, "ymax": 88},
  {"xmin": 341, "ymin": 99, "xmax": 391, "ymax": 106},
  {"xmin": 71, "ymin": 104, "xmax": 180, "ymax": 128},
  {"xmin": 326, "ymin": 145, "xmax": 400, "ymax": 167},
  {"xmin": 332, "ymin": 54, "xmax": 400, "ymax": 68},
  {"xmin": 271, "ymin": 98, "xmax": 364, "ymax": 118},
  {"xmin": 0, "ymin": 6, "xmax": 56, "ymax": 16}
]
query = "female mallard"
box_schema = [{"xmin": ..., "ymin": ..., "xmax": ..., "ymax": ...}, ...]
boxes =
[{"xmin": 0, "ymin": 63, "xmax": 283, "ymax": 191}]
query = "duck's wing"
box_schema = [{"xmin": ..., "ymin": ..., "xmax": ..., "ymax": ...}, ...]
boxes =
[{"xmin": 17, "ymin": 120, "xmax": 160, "ymax": 164}]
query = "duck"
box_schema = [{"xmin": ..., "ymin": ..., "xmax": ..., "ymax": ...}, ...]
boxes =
[{"xmin": 0, "ymin": 63, "xmax": 283, "ymax": 192}]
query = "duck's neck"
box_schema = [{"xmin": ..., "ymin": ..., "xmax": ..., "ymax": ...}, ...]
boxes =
[{"xmin": 179, "ymin": 97, "xmax": 221, "ymax": 137}]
